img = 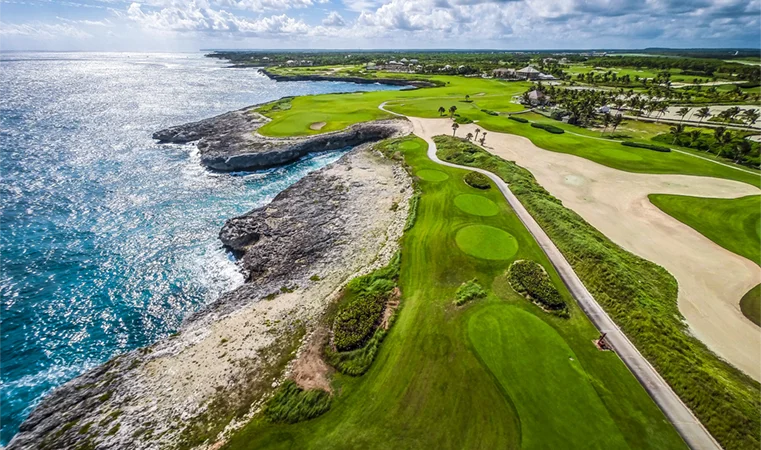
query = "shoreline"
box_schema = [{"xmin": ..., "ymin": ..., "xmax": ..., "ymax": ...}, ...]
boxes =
[{"xmin": 9, "ymin": 111, "xmax": 414, "ymax": 449}]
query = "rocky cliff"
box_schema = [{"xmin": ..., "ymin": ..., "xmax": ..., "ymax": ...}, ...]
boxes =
[
  {"xmin": 9, "ymin": 143, "xmax": 412, "ymax": 450},
  {"xmin": 153, "ymin": 106, "xmax": 411, "ymax": 172}
]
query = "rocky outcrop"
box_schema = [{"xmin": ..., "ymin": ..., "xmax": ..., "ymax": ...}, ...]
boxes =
[
  {"xmin": 9, "ymin": 146, "xmax": 412, "ymax": 450},
  {"xmin": 154, "ymin": 106, "xmax": 412, "ymax": 172},
  {"xmin": 258, "ymin": 68, "xmax": 438, "ymax": 88}
]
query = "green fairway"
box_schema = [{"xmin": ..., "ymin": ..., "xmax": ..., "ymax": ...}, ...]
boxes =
[
  {"xmin": 468, "ymin": 305, "xmax": 629, "ymax": 449},
  {"xmin": 456, "ymin": 224, "xmax": 518, "ymax": 260},
  {"xmin": 222, "ymin": 136, "xmax": 685, "ymax": 450},
  {"xmin": 256, "ymin": 76, "xmax": 530, "ymax": 137},
  {"xmin": 649, "ymin": 194, "xmax": 761, "ymax": 326},
  {"xmin": 454, "ymin": 194, "xmax": 499, "ymax": 216}
]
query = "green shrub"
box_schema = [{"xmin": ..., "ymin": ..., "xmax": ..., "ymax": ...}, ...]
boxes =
[
  {"xmin": 463, "ymin": 172, "xmax": 491, "ymax": 189},
  {"xmin": 454, "ymin": 279, "xmax": 487, "ymax": 306},
  {"xmin": 325, "ymin": 323, "xmax": 391, "ymax": 376},
  {"xmin": 404, "ymin": 192, "xmax": 420, "ymax": 231},
  {"xmin": 530, "ymin": 122, "xmax": 565, "ymax": 134},
  {"xmin": 508, "ymin": 116, "xmax": 528, "ymax": 123},
  {"xmin": 454, "ymin": 116, "xmax": 473, "ymax": 124},
  {"xmin": 433, "ymin": 134, "xmax": 761, "ymax": 450},
  {"xmin": 621, "ymin": 141, "xmax": 671, "ymax": 152},
  {"xmin": 739, "ymin": 82, "xmax": 761, "ymax": 89},
  {"xmin": 262, "ymin": 380, "xmax": 331, "ymax": 424},
  {"xmin": 508, "ymin": 260, "xmax": 567, "ymax": 315},
  {"xmin": 332, "ymin": 253, "xmax": 400, "ymax": 351},
  {"xmin": 481, "ymin": 109, "xmax": 499, "ymax": 116}
]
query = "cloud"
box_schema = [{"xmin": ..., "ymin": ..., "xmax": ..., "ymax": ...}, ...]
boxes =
[
  {"xmin": 0, "ymin": 21, "xmax": 93, "ymax": 39},
  {"xmin": 126, "ymin": 2, "xmax": 310, "ymax": 35},
  {"xmin": 322, "ymin": 11, "xmax": 346, "ymax": 26}
]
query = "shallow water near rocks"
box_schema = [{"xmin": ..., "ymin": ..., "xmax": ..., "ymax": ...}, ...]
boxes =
[{"xmin": 0, "ymin": 52, "xmax": 402, "ymax": 444}]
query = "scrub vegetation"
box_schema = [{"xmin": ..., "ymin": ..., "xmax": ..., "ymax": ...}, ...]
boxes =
[
  {"xmin": 222, "ymin": 136, "xmax": 684, "ymax": 450},
  {"xmin": 262, "ymin": 381, "xmax": 332, "ymax": 424},
  {"xmin": 508, "ymin": 259, "xmax": 568, "ymax": 316},
  {"xmin": 453, "ymin": 279, "xmax": 487, "ymax": 306},
  {"xmin": 436, "ymin": 134, "xmax": 760, "ymax": 450}
]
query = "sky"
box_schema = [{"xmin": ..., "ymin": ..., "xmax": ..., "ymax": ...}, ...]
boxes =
[{"xmin": 0, "ymin": 0, "xmax": 759, "ymax": 51}]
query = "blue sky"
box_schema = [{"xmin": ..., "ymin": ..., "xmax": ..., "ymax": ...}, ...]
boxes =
[{"xmin": 1, "ymin": 0, "xmax": 759, "ymax": 51}]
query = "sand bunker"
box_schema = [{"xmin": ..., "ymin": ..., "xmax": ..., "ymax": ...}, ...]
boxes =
[
  {"xmin": 310, "ymin": 121, "xmax": 327, "ymax": 130},
  {"xmin": 411, "ymin": 117, "xmax": 761, "ymax": 381}
]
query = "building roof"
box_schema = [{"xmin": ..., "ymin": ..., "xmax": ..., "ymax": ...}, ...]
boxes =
[
  {"xmin": 517, "ymin": 66, "xmax": 540, "ymax": 74},
  {"xmin": 528, "ymin": 90, "xmax": 545, "ymax": 100}
]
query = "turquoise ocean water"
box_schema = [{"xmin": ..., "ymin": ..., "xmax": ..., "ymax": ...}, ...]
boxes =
[{"xmin": 0, "ymin": 52, "xmax": 401, "ymax": 444}]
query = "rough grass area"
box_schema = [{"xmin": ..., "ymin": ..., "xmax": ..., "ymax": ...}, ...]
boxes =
[
  {"xmin": 454, "ymin": 279, "xmax": 486, "ymax": 306},
  {"xmin": 262, "ymin": 380, "xmax": 331, "ymax": 424},
  {"xmin": 436, "ymin": 134, "xmax": 760, "ymax": 450},
  {"xmin": 649, "ymin": 193, "xmax": 761, "ymax": 327},
  {"xmin": 463, "ymin": 171, "xmax": 491, "ymax": 189},
  {"xmin": 508, "ymin": 259, "xmax": 568, "ymax": 315},
  {"xmin": 255, "ymin": 97, "xmax": 293, "ymax": 115},
  {"xmin": 332, "ymin": 253, "xmax": 400, "ymax": 352}
]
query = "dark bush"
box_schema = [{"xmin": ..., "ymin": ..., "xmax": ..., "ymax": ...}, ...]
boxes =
[
  {"xmin": 332, "ymin": 253, "xmax": 400, "ymax": 351},
  {"xmin": 550, "ymin": 111, "xmax": 567, "ymax": 121},
  {"xmin": 508, "ymin": 260, "xmax": 567, "ymax": 313},
  {"xmin": 481, "ymin": 109, "xmax": 499, "ymax": 116},
  {"xmin": 739, "ymin": 82, "xmax": 760, "ymax": 89},
  {"xmin": 464, "ymin": 172, "xmax": 491, "ymax": 189},
  {"xmin": 530, "ymin": 122, "xmax": 565, "ymax": 134},
  {"xmin": 262, "ymin": 380, "xmax": 331, "ymax": 423},
  {"xmin": 509, "ymin": 115, "xmax": 529, "ymax": 123},
  {"xmin": 454, "ymin": 116, "xmax": 473, "ymax": 124},
  {"xmin": 621, "ymin": 141, "xmax": 671, "ymax": 152}
]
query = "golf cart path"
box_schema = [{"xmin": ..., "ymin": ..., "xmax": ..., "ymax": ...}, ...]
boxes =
[{"xmin": 379, "ymin": 102, "xmax": 752, "ymax": 450}]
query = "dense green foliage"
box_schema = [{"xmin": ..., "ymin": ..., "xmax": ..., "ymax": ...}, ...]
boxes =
[
  {"xmin": 453, "ymin": 279, "xmax": 486, "ymax": 305},
  {"xmin": 653, "ymin": 130, "xmax": 760, "ymax": 167},
  {"xmin": 530, "ymin": 122, "xmax": 565, "ymax": 134},
  {"xmin": 255, "ymin": 97, "xmax": 293, "ymax": 115},
  {"xmin": 454, "ymin": 116, "xmax": 473, "ymax": 124},
  {"xmin": 621, "ymin": 141, "xmax": 671, "ymax": 152},
  {"xmin": 463, "ymin": 171, "xmax": 490, "ymax": 189},
  {"xmin": 325, "ymin": 324, "xmax": 393, "ymax": 376},
  {"xmin": 648, "ymin": 194, "xmax": 761, "ymax": 327},
  {"xmin": 263, "ymin": 380, "xmax": 332, "ymax": 424},
  {"xmin": 223, "ymin": 136, "xmax": 684, "ymax": 450},
  {"xmin": 435, "ymin": 134, "xmax": 760, "ymax": 450},
  {"xmin": 508, "ymin": 115, "xmax": 528, "ymax": 123},
  {"xmin": 508, "ymin": 260, "xmax": 567, "ymax": 314},
  {"xmin": 332, "ymin": 254, "xmax": 400, "ymax": 351}
]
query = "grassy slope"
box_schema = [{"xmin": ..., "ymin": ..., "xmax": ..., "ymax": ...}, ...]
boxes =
[
  {"xmin": 435, "ymin": 135, "xmax": 760, "ymax": 450},
  {"xmin": 648, "ymin": 194, "xmax": 761, "ymax": 326},
  {"xmin": 222, "ymin": 137, "xmax": 684, "ymax": 450}
]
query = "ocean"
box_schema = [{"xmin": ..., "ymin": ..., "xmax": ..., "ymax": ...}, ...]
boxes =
[{"xmin": 0, "ymin": 52, "xmax": 401, "ymax": 444}]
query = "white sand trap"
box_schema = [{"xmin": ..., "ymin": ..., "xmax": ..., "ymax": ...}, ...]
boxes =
[
  {"xmin": 310, "ymin": 121, "xmax": 326, "ymax": 130},
  {"xmin": 411, "ymin": 117, "xmax": 761, "ymax": 381}
]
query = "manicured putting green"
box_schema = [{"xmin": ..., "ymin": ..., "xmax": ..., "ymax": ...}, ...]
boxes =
[
  {"xmin": 399, "ymin": 140, "xmax": 422, "ymax": 150},
  {"xmin": 417, "ymin": 169, "xmax": 449, "ymax": 182},
  {"xmin": 468, "ymin": 305, "xmax": 632, "ymax": 449},
  {"xmin": 454, "ymin": 194, "xmax": 499, "ymax": 217},
  {"xmin": 456, "ymin": 225, "xmax": 518, "ymax": 260}
]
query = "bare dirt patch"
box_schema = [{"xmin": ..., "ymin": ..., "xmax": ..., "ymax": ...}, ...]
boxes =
[
  {"xmin": 310, "ymin": 121, "xmax": 327, "ymax": 130},
  {"xmin": 381, "ymin": 287, "xmax": 401, "ymax": 329},
  {"xmin": 291, "ymin": 328, "xmax": 332, "ymax": 392}
]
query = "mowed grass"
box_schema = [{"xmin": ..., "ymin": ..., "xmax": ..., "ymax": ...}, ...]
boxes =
[
  {"xmin": 649, "ymin": 194, "xmax": 761, "ymax": 326},
  {"xmin": 222, "ymin": 136, "xmax": 685, "ymax": 450},
  {"xmin": 257, "ymin": 76, "xmax": 530, "ymax": 137}
]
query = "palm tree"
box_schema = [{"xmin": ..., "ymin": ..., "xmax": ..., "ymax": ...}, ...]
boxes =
[
  {"xmin": 720, "ymin": 130, "xmax": 733, "ymax": 145},
  {"xmin": 655, "ymin": 102, "xmax": 669, "ymax": 122},
  {"xmin": 610, "ymin": 114, "xmax": 623, "ymax": 135},
  {"xmin": 466, "ymin": 132, "xmax": 474, "ymax": 141},
  {"xmin": 734, "ymin": 140, "xmax": 752, "ymax": 163},
  {"xmin": 474, "ymin": 128, "xmax": 481, "ymax": 141},
  {"xmin": 449, "ymin": 105, "xmax": 457, "ymax": 118},
  {"xmin": 601, "ymin": 112, "xmax": 611, "ymax": 136},
  {"xmin": 465, "ymin": 94, "xmax": 470, "ymax": 102},
  {"xmin": 437, "ymin": 106, "xmax": 446, "ymax": 116},
  {"xmin": 676, "ymin": 107, "xmax": 690, "ymax": 123},
  {"xmin": 669, "ymin": 124, "xmax": 685, "ymax": 144},
  {"xmin": 713, "ymin": 126, "xmax": 726, "ymax": 143},
  {"xmin": 695, "ymin": 107, "xmax": 711, "ymax": 124},
  {"xmin": 742, "ymin": 109, "xmax": 760, "ymax": 127},
  {"xmin": 480, "ymin": 132, "xmax": 487, "ymax": 145},
  {"xmin": 452, "ymin": 122, "xmax": 459, "ymax": 136},
  {"xmin": 726, "ymin": 106, "xmax": 742, "ymax": 123}
]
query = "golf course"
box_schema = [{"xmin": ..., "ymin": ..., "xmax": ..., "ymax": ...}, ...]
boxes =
[{"xmin": 222, "ymin": 136, "xmax": 686, "ymax": 449}]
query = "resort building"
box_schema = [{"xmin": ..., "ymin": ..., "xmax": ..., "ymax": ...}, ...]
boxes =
[{"xmin": 516, "ymin": 66, "xmax": 541, "ymax": 80}]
